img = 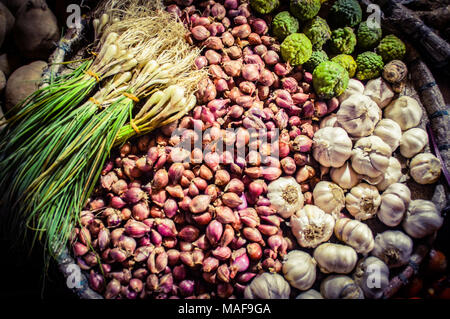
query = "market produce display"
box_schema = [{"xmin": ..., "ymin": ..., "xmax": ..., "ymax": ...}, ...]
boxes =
[{"xmin": 0, "ymin": 0, "xmax": 446, "ymax": 300}]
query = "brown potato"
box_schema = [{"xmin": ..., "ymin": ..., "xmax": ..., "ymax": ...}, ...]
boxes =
[
  {"xmin": 0, "ymin": 52, "xmax": 21, "ymax": 77},
  {"xmin": 0, "ymin": 15, "xmax": 5, "ymax": 48},
  {"xmin": 4, "ymin": 60, "xmax": 47, "ymax": 113},
  {"xmin": 0, "ymin": 69, "xmax": 6, "ymax": 92},
  {"xmin": 0, "ymin": 2, "xmax": 13, "ymax": 32},
  {"xmin": 13, "ymin": 0, "xmax": 60, "ymax": 60}
]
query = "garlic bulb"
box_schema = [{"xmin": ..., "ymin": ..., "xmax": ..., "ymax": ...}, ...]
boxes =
[
  {"xmin": 399, "ymin": 128, "xmax": 428, "ymax": 159},
  {"xmin": 361, "ymin": 174, "xmax": 384, "ymax": 186},
  {"xmin": 320, "ymin": 275, "xmax": 364, "ymax": 299},
  {"xmin": 376, "ymin": 157, "xmax": 403, "ymax": 191},
  {"xmin": 330, "ymin": 161, "xmax": 361, "ymax": 190},
  {"xmin": 336, "ymin": 94, "xmax": 381, "ymax": 138},
  {"xmin": 403, "ymin": 200, "xmax": 443, "ymax": 239},
  {"xmin": 353, "ymin": 256, "xmax": 389, "ymax": 299},
  {"xmin": 334, "ymin": 218, "xmax": 375, "ymax": 255},
  {"xmin": 320, "ymin": 113, "xmax": 339, "ymax": 129},
  {"xmin": 351, "ymin": 136, "xmax": 391, "ymax": 178},
  {"xmin": 372, "ymin": 230, "xmax": 413, "ymax": 268},
  {"xmin": 377, "ymin": 183, "xmax": 411, "ymax": 227},
  {"xmin": 290, "ymin": 205, "xmax": 335, "ymax": 248},
  {"xmin": 282, "ymin": 250, "xmax": 317, "ymax": 291},
  {"xmin": 244, "ymin": 273, "xmax": 291, "ymax": 299},
  {"xmin": 373, "ymin": 119, "xmax": 402, "ymax": 152},
  {"xmin": 364, "ymin": 77, "xmax": 395, "ymax": 108},
  {"xmin": 313, "ymin": 243, "xmax": 358, "ymax": 274},
  {"xmin": 346, "ymin": 183, "xmax": 381, "ymax": 221},
  {"xmin": 409, "ymin": 153, "xmax": 442, "ymax": 185},
  {"xmin": 338, "ymin": 79, "xmax": 365, "ymax": 103},
  {"xmin": 384, "ymin": 96, "xmax": 423, "ymax": 131},
  {"xmin": 267, "ymin": 177, "xmax": 304, "ymax": 219},
  {"xmin": 296, "ymin": 289, "xmax": 324, "ymax": 299},
  {"xmin": 313, "ymin": 127, "xmax": 353, "ymax": 168},
  {"xmin": 312, "ymin": 181, "xmax": 346, "ymax": 218}
]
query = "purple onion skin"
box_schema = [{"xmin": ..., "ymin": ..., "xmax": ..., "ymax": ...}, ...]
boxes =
[{"xmin": 179, "ymin": 280, "xmax": 195, "ymax": 297}]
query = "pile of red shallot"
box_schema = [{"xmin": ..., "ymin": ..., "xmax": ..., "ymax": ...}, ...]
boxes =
[{"xmin": 70, "ymin": 0, "xmax": 340, "ymax": 299}]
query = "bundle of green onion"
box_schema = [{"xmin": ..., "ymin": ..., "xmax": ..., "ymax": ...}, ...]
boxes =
[{"xmin": 0, "ymin": 4, "xmax": 206, "ymax": 257}]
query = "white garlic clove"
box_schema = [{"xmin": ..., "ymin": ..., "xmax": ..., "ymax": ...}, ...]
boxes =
[
  {"xmin": 409, "ymin": 153, "xmax": 442, "ymax": 185},
  {"xmin": 337, "ymin": 94, "xmax": 381, "ymax": 138},
  {"xmin": 320, "ymin": 275, "xmax": 364, "ymax": 299},
  {"xmin": 290, "ymin": 205, "xmax": 335, "ymax": 248},
  {"xmin": 267, "ymin": 177, "xmax": 304, "ymax": 219},
  {"xmin": 282, "ymin": 250, "xmax": 317, "ymax": 291},
  {"xmin": 334, "ymin": 218, "xmax": 375, "ymax": 255},
  {"xmin": 296, "ymin": 289, "xmax": 324, "ymax": 299},
  {"xmin": 319, "ymin": 113, "xmax": 339, "ymax": 129},
  {"xmin": 371, "ymin": 230, "xmax": 413, "ymax": 268},
  {"xmin": 312, "ymin": 181, "xmax": 346, "ymax": 219},
  {"xmin": 384, "ymin": 96, "xmax": 423, "ymax": 131},
  {"xmin": 313, "ymin": 243, "xmax": 358, "ymax": 274},
  {"xmin": 399, "ymin": 128, "xmax": 428, "ymax": 159},
  {"xmin": 313, "ymin": 127, "xmax": 353, "ymax": 168},
  {"xmin": 364, "ymin": 77, "xmax": 395, "ymax": 109},
  {"xmin": 377, "ymin": 183, "xmax": 411, "ymax": 227},
  {"xmin": 376, "ymin": 157, "xmax": 403, "ymax": 191},
  {"xmin": 330, "ymin": 161, "xmax": 361, "ymax": 190},
  {"xmin": 244, "ymin": 273, "xmax": 291, "ymax": 299},
  {"xmin": 373, "ymin": 118, "xmax": 402, "ymax": 152},
  {"xmin": 346, "ymin": 183, "xmax": 381, "ymax": 221},
  {"xmin": 338, "ymin": 79, "xmax": 365, "ymax": 104},
  {"xmin": 351, "ymin": 136, "xmax": 391, "ymax": 178},
  {"xmin": 403, "ymin": 200, "xmax": 443, "ymax": 239}
]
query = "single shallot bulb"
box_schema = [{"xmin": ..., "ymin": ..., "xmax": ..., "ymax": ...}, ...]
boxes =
[
  {"xmin": 230, "ymin": 248, "xmax": 250, "ymax": 278},
  {"xmin": 206, "ymin": 220, "xmax": 223, "ymax": 245}
]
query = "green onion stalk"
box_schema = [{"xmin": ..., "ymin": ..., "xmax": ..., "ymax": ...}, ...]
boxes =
[
  {"xmin": 19, "ymin": 54, "xmax": 199, "ymax": 256},
  {"xmin": 23, "ymin": 94, "xmax": 134, "ymax": 254},
  {"xmin": 2, "ymin": 8, "xmax": 207, "ymax": 261},
  {"xmin": 8, "ymin": 72, "xmax": 133, "ymax": 212},
  {"xmin": 0, "ymin": 32, "xmax": 134, "ymax": 199}
]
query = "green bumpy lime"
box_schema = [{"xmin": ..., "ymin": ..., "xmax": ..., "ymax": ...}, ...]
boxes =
[
  {"xmin": 329, "ymin": 0, "xmax": 362, "ymax": 28},
  {"xmin": 290, "ymin": 0, "xmax": 321, "ymax": 22},
  {"xmin": 250, "ymin": 0, "xmax": 280, "ymax": 14},
  {"xmin": 281, "ymin": 33, "xmax": 313, "ymax": 66},
  {"xmin": 329, "ymin": 27, "xmax": 357, "ymax": 55},
  {"xmin": 304, "ymin": 50, "xmax": 329, "ymax": 72},
  {"xmin": 313, "ymin": 61, "xmax": 350, "ymax": 99},
  {"xmin": 272, "ymin": 11, "xmax": 299, "ymax": 41},
  {"xmin": 331, "ymin": 54, "xmax": 357, "ymax": 78},
  {"xmin": 355, "ymin": 51, "xmax": 385, "ymax": 81},
  {"xmin": 303, "ymin": 16, "xmax": 331, "ymax": 50},
  {"xmin": 357, "ymin": 21, "xmax": 383, "ymax": 51},
  {"xmin": 376, "ymin": 34, "xmax": 406, "ymax": 63}
]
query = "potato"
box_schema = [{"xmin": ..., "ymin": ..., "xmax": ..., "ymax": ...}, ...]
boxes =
[
  {"xmin": 0, "ymin": 1, "xmax": 14, "ymax": 49},
  {"xmin": 0, "ymin": 2, "xmax": 13, "ymax": 32},
  {"xmin": 0, "ymin": 52, "xmax": 21, "ymax": 77},
  {"xmin": 0, "ymin": 69, "xmax": 5, "ymax": 92},
  {"xmin": 5, "ymin": 60, "xmax": 47, "ymax": 113},
  {"xmin": 0, "ymin": 16, "xmax": 5, "ymax": 48},
  {"xmin": 13, "ymin": 0, "xmax": 60, "ymax": 60}
]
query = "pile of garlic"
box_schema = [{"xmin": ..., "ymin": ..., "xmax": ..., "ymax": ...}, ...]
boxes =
[{"xmin": 271, "ymin": 77, "xmax": 445, "ymax": 300}]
